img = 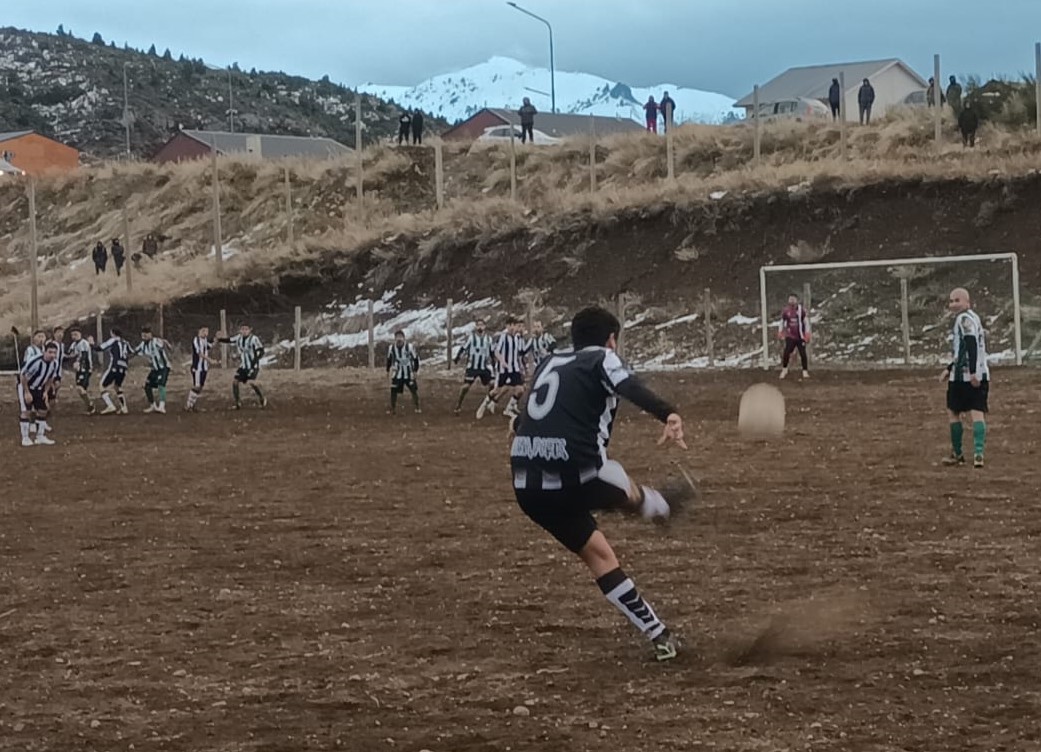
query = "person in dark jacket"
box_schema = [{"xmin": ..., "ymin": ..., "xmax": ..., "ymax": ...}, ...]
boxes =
[
  {"xmin": 92, "ymin": 241, "xmax": 108, "ymax": 275},
  {"xmin": 659, "ymin": 91, "xmax": 676, "ymax": 132},
  {"xmin": 111, "ymin": 238, "xmax": 125, "ymax": 277},
  {"xmin": 518, "ymin": 98, "xmax": 537, "ymax": 143},
  {"xmin": 858, "ymin": 78, "xmax": 875, "ymax": 125},
  {"xmin": 644, "ymin": 96, "xmax": 658, "ymax": 133},
  {"xmin": 411, "ymin": 109, "xmax": 424, "ymax": 145},
  {"xmin": 828, "ymin": 78, "xmax": 841, "ymax": 120},
  {"xmin": 958, "ymin": 102, "xmax": 979, "ymax": 147},
  {"xmin": 397, "ymin": 110, "xmax": 412, "ymax": 145},
  {"xmin": 926, "ymin": 77, "xmax": 946, "ymax": 108},
  {"xmin": 946, "ymin": 75, "xmax": 963, "ymax": 115}
]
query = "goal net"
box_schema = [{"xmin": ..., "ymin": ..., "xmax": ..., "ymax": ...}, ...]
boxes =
[{"xmin": 758, "ymin": 253, "xmax": 1025, "ymax": 369}]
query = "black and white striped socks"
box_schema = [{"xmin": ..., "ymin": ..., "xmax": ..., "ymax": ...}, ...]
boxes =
[{"xmin": 596, "ymin": 567, "xmax": 666, "ymax": 641}]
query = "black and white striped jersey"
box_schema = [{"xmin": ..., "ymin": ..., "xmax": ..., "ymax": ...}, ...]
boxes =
[
  {"xmin": 526, "ymin": 333, "xmax": 557, "ymax": 365},
  {"xmin": 228, "ymin": 334, "xmax": 264, "ymax": 370},
  {"xmin": 387, "ymin": 343, "xmax": 420, "ymax": 381},
  {"xmin": 457, "ymin": 332, "xmax": 493, "ymax": 371},
  {"xmin": 192, "ymin": 337, "xmax": 213, "ymax": 372},
  {"xmin": 510, "ymin": 347, "xmax": 675, "ymax": 486},
  {"xmin": 950, "ymin": 310, "xmax": 989, "ymax": 382},
  {"xmin": 134, "ymin": 339, "xmax": 170, "ymax": 371},
  {"xmin": 19, "ymin": 355, "xmax": 59, "ymax": 391},
  {"xmin": 67, "ymin": 340, "xmax": 92, "ymax": 373},
  {"xmin": 23, "ymin": 344, "xmax": 42, "ymax": 363},
  {"xmin": 99, "ymin": 337, "xmax": 131, "ymax": 372},
  {"xmin": 45, "ymin": 340, "xmax": 66, "ymax": 372},
  {"xmin": 495, "ymin": 330, "xmax": 525, "ymax": 374}
]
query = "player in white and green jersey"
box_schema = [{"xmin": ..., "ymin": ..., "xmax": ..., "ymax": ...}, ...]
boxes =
[
  {"xmin": 133, "ymin": 327, "xmax": 171, "ymax": 414},
  {"xmin": 940, "ymin": 288, "xmax": 989, "ymax": 468},
  {"xmin": 216, "ymin": 324, "xmax": 267, "ymax": 409}
]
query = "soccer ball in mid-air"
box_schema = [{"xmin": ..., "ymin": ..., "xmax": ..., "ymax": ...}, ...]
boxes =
[{"xmin": 738, "ymin": 383, "xmax": 786, "ymax": 439}]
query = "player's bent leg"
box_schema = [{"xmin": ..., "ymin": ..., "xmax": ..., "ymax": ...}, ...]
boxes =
[{"xmin": 597, "ymin": 460, "xmax": 671, "ymax": 521}]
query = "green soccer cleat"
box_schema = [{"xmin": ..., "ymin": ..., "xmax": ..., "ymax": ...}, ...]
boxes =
[
  {"xmin": 651, "ymin": 631, "xmax": 679, "ymax": 662},
  {"xmin": 973, "ymin": 454, "xmax": 985, "ymax": 469},
  {"xmin": 942, "ymin": 453, "xmax": 965, "ymax": 467}
]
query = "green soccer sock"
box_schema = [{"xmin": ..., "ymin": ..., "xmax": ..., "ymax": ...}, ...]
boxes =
[
  {"xmin": 950, "ymin": 421, "xmax": 964, "ymax": 456},
  {"xmin": 973, "ymin": 421, "xmax": 987, "ymax": 456},
  {"xmin": 251, "ymin": 384, "xmax": 264, "ymax": 402},
  {"xmin": 145, "ymin": 384, "xmax": 154, "ymax": 405},
  {"xmin": 158, "ymin": 386, "xmax": 167, "ymax": 404},
  {"xmin": 233, "ymin": 382, "xmax": 241, "ymax": 405}
]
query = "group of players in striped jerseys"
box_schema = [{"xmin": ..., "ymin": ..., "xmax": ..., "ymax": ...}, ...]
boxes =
[
  {"xmin": 14, "ymin": 322, "xmax": 268, "ymax": 446},
  {"xmin": 452, "ymin": 315, "xmax": 556, "ymax": 419}
]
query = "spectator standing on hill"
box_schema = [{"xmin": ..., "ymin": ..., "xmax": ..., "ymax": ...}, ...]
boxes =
[
  {"xmin": 644, "ymin": 96, "xmax": 658, "ymax": 133},
  {"xmin": 828, "ymin": 78, "xmax": 841, "ymax": 120},
  {"xmin": 397, "ymin": 110, "xmax": 412, "ymax": 145},
  {"xmin": 518, "ymin": 98, "xmax": 537, "ymax": 143},
  {"xmin": 142, "ymin": 233, "xmax": 159, "ymax": 259},
  {"xmin": 946, "ymin": 76, "xmax": 963, "ymax": 115},
  {"xmin": 926, "ymin": 77, "xmax": 946, "ymax": 108},
  {"xmin": 659, "ymin": 91, "xmax": 676, "ymax": 132},
  {"xmin": 959, "ymin": 102, "xmax": 979, "ymax": 148},
  {"xmin": 111, "ymin": 238, "xmax": 126, "ymax": 277},
  {"xmin": 411, "ymin": 109, "xmax": 424, "ymax": 145},
  {"xmin": 92, "ymin": 241, "xmax": 108, "ymax": 275},
  {"xmin": 858, "ymin": 78, "xmax": 875, "ymax": 125}
]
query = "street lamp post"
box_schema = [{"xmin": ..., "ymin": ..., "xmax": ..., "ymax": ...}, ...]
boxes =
[
  {"xmin": 122, "ymin": 62, "xmax": 131, "ymax": 158},
  {"xmin": 506, "ymin": 2, "xmax": 555, "ymax": 114}
]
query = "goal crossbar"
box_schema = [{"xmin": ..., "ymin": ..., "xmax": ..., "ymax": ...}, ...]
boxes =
[{"xmin": 758, "ymin": 252, "xmax": 1022, "ymax": 367}]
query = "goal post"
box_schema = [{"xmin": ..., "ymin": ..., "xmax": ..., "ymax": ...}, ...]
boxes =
[{"xmin": 759, "ymin": 252, "xmax": 1023, "ymax": 368}]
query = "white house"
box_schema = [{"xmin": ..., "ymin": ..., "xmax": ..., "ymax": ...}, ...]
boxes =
[{"xmin": 735, "ymin": 59, "xmax": 928, "ymax": 120}]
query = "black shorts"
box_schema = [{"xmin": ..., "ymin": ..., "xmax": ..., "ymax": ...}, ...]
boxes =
[
  {"xmin": 235, "ymin": 367, "xmax": 260, "ymax": 383},
  {"xmin": 391, "ymin": 377, "xmax": 418, "ymax": 393},
  {"xmin": 497, "ymin": 371, "xmax": 524, "ymax": 388},
  {"xmin": 513, "ymin": 460, "xmax": 632, "ymax": 554},
  {"xmin": 947, "ymin": 380, "xmax": 989, "ymax": 414},
  {"xmin": 17, "ymin": 385, "xmax": 47, "ymax": 413},
  {"xmin": 146, "ymin": 368, "xmax": 170, "ymax": 389},
  {"xmin": 75, "ymin": 371, "xmax": 91, "ymax": 390},
  {"xmin": 101, "ymin": 369, "xmax": 126, "ymax": 388},
  {"xmin": 464, "ymin": 368, "xmax": 493, "ymax": 386},
  {"xmin": 191, "ymin": 368, "xmax": 208, "ymax": 389}
]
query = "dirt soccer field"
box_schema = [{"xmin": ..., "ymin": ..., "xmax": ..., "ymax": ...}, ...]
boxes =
[{"xmin": 2, "ymin": 368, "xmax": 1039, "ymax": 751}]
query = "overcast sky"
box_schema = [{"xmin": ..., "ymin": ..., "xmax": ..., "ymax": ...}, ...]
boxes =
[{"xmin": 8, "ymin": 1, "xmax": 1041, "ymax": 96}]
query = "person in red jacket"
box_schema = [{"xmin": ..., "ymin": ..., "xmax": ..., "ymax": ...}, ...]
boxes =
[
  {"xmin": 778, "ymin": 294, "xmax": 811, "ymax": 379},
  {"xmin": 644, "ymin": 96, "xmax": 658, "ymax": 133}
]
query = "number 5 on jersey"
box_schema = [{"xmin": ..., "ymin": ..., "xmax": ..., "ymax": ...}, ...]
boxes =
[{"xmin": 527, "ymin": 355, "xmax": 576, "ymax": 420}]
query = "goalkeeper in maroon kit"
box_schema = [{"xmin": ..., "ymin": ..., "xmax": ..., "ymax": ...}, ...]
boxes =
[{"xmin": 778, "ymin": 294, "xmax": 811, "ymax": 379}]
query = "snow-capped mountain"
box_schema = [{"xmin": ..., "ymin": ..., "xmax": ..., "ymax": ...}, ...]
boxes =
[{"xmin": 360, "ymin": 57, "xmax": 737, "ymax": 125}]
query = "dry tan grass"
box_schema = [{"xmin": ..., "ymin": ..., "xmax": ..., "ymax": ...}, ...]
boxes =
[{"xmin": 2, "ymin": 109, "xmax": 1040, "ymax": 330}]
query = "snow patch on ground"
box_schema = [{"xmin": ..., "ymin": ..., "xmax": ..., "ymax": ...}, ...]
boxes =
[
  {"xmin": 728, "ymin": 313, "xmax": 759, "ymax": 325},
  {"xmin": 655, "ymin": 313, "xmax": 700, "ymax": 330}
]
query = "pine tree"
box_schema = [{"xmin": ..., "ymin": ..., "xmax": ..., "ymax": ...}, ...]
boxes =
[
  {"xmin": 91, "ymin": 32, "xmax": 104, "ymax": 45},
  {"xmin": 148, "ymin": 44, "xmax": 157, "ymax": 56},
  {"xmin": 56, "ymin": 24, "xmax": 65, "ymax": 36},
  {"xmin": 162, "ymin": 48, "xmax": 172, "ymax": 61}
]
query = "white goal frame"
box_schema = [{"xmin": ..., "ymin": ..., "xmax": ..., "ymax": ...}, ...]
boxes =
[{"xmin": 758, "ymin": 252, "xmax": 1022, "ymax": 368}]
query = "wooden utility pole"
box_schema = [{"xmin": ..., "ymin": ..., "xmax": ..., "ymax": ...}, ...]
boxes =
[
  {"xmin": 211, "ymin": 142, "xmax": 223, "ymax": 277},
  {"xmin": 752, "ymin": 84, "xmax": 762, "ymax": 163},
  {"xmin": 703, "ymin": 288, "xmax": 714, "ymax": 366},
  {"xmin": 27, "ymin": 178, "xmax": 39, "ymax": 330},
  {"xmin": 293, "ymin": 306, "xmax": 302, "ymax": 371},
  {"xmin": 508, "ymin": 126, "xmax": 518, "ymax": 201},
  {"xmin": 900, "ymin": 278, "xmax": 912, "ymax": 363},
  {"xmin": 933, "ymin": 54, "xmax": 943, "ymax": 145},
  {"xmin": 665, "ymin": 104, "xmax": 675, "ymax": 181},
  {"xmin": 838, "ymin": 71, "xmax": 848, "ymax": 159},
  {"xmin": 355, "ymin": 95, "xmax": 364, "ymax": 220},
  {"xmin": 284, "ymin": 167, "xmax": 294, "ymax": 244},
  {"xmin": 366, "ymin": 299, "xmax": 375, "ymax": 370},
  {"xmin": 446, "ymin": 298, "xmax": 453, "ymax": 369},
  {"xmin": 1036, "ymin": 43, "xmax": 1041, "ymax": 136},
  {"xmin": 122, "ymin": 206, "xmax": 134, "ymax": 293},
  {"xmin": 434, "ymin": 140, "xmax": 445, "ymax": 210}
]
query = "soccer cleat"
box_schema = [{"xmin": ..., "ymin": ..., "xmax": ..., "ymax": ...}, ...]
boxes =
[
  {"xmin": 156, "ymin": 405, "xmax": 166, "ymax": 414},
  {"xmin": 118, "ymin": 406, "xmax": 129, "ymax": 415},
  {"xmin": 779, "ymin": 368, "xmax": 788, "ymax": 380},
  {"xmin": 475, "ymin": 400, "xmax": 488, "ymax": 420},
  {"xmin": 942, "ymin": 453, "xmax": 966, "ymax": 467},
  {"xmin": 414, "ymin": 408, "xmax": 422, "ymax": 414},
  {"xmin": 260, "ymin": 396, "xmax": 268, "ymax": 408},
  {"xmin": 651, "ymin": 631, "xmax": 679, "ymax": 662},
  {"xmin": 487, "ymin": 401, "xmax": 497, "ymax": 415},
  {"xmin": 973, "ymin": 454, "xmax": 985, "ymax": 469},
  {"xmin": 453, "ymin": 407, "xmax": 461, "ymax": 416},
  {"xmin": 21, "ymin": 437, "xmax": 35, "ymax": 448},
  {"xmin": 143, "ymin": 405, "xmax": 156, "ymax": 414},
  {"xmin": 35, "ymin": 435, "xmax": 56, "ymax": 446},
  {"xmin": 100, "ymin": 405, "xmax": 117, "ymax": 415},
  {"xmin": 87, "ymin": 405, "xmax": 97, "ymax": 415},
  {"xmin": 801, "ymin": 370, "xmax": 810, "ymax": 379},
  {"xmin": 233, "ymin": 403, "xmax": 242, "ymax": 410}
]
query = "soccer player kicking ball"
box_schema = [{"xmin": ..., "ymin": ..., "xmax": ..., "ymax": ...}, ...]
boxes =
[
  {"xmin": 778, "ymin": 294, "xmax": 811, "ymax": 380},
  {"xmin": 478, "ymin": 317, "xmax": 525, "ymax": 419},
  {"xmin": 510, "ymin": 306, "xmax": 690, "ymax": 662},
  {"xmin": 95, "ymin": 329, "xmax": 132, "ymax": 415},
  {"xmin": 386, "ymin": 330, "xmax": 421, "ymax": 415},
  {"xmin": 133, "ymin": 327, "xmax": 171, "ymax": 414},
  {"xmin": 940, "ymin": 287, "xmax": 989, "ymax": 468},
  {"xmin": 17, "ymin": 342, "xmax": 60, "ymax": 447},
  {"xmin": 216, "ymin": 325, "xmax": 267, "ymax": 409}
]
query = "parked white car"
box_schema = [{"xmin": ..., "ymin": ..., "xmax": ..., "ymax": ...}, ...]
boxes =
[
  {"xmin": 475, "ymin": 125, "xmax": 562, "ymax": 145},
  {"xmin": 754, "ymin": 97, "xmax": 831, "ymax": 123}
]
